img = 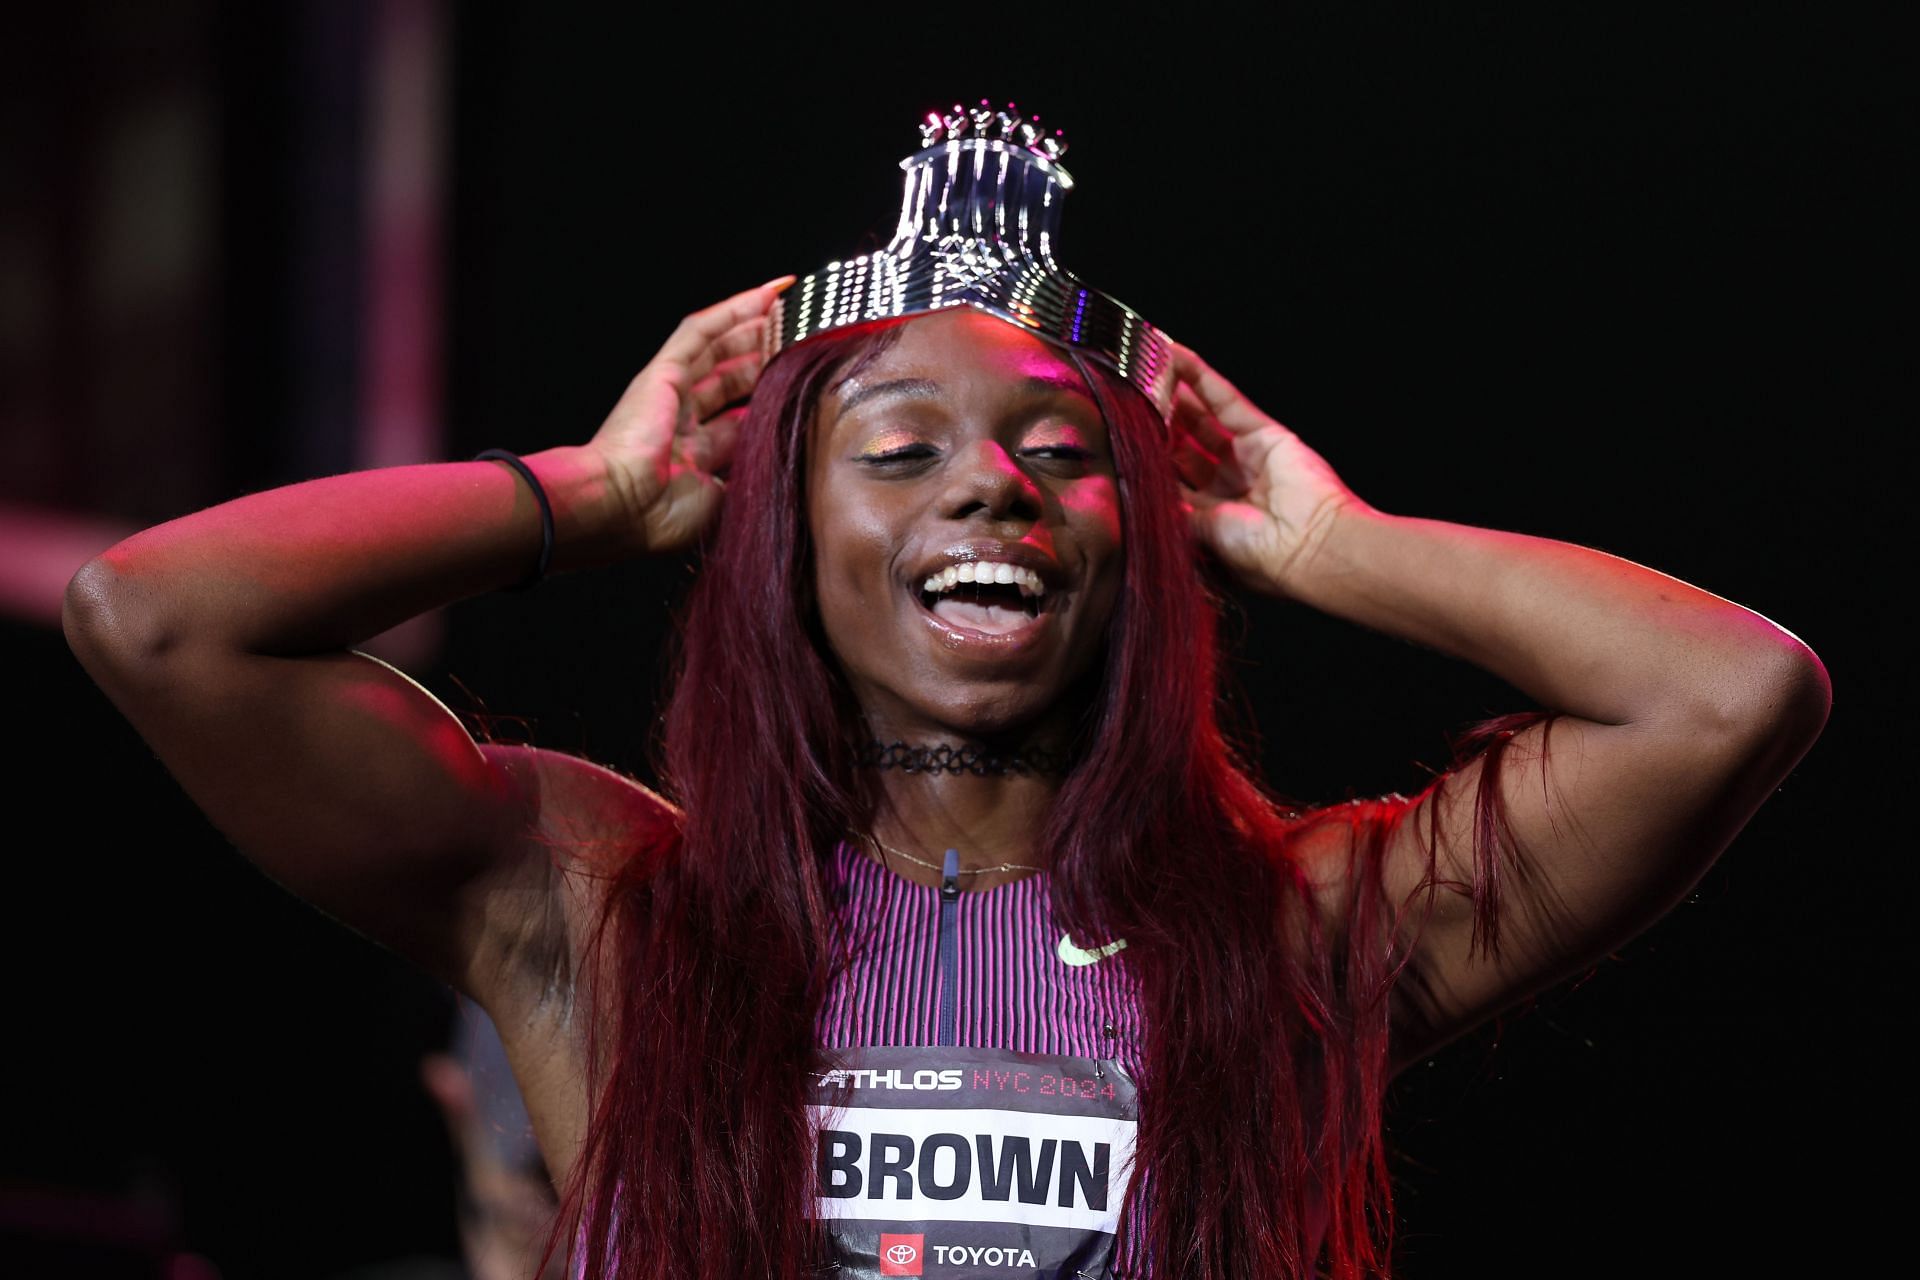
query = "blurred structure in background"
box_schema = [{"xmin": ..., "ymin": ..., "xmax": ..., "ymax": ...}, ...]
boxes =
[
  {"xmin": 1, "ymin": 0, "xmax": 445, "ymax": 669},
  {"xmin": 3, "ymin": 3, "xmax": 454, "ymax": 1275},
  {"xmin": 0, "ymin": 1180, "xmax": 221, "ymax": 1279},
  {"xmin": 420, "ymin": 1000, "xmax": 566, "ymax": 1280}
]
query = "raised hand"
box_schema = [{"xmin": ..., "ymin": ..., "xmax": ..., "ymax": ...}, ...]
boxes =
[
  {"xmin": 1169, "ymin": 342, "xmax": 1370, "ymax": 598},
  {"xmin": 586, "ymin": 277, "xmax": 793, "ymax": 555}
]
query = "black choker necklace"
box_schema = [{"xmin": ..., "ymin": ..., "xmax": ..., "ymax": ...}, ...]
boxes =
[{"xmin": 856, "ymin": 739, "xmax": 1072, "ymax": 778}]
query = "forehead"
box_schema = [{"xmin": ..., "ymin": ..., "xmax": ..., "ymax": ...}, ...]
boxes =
[{"xmin": 823, "ymin": 310, "xmax": 1094, "ymax": 421}]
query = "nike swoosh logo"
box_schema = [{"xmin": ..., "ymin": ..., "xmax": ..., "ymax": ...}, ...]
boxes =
[{"xmin": 1057, "ymin": 933, "xmax": 1128, "ymax": 967}]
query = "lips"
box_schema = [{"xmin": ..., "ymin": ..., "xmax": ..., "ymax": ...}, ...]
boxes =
[
  {"xmin": 916, "ymin": 563, "xmax": 1045, "ymax": 637},
  {"xmin": 908, "ymin": 577, "xmax": 1059, "ymax": 654},
  {"xmin": 899, "ymin": 540, "xmax": 1072, "ymax": 659},
  {"xmin": 907, "ymin": 541, "xmax": 1066, "ymax": 594}
]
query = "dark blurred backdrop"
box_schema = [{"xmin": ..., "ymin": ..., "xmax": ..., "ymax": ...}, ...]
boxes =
[{"xmin": 3, "ymin": 2, "xmax": 1905, "ymax": 1277}]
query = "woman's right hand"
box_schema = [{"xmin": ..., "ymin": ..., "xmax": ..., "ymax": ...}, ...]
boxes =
[{"xmin": 586, "ymin": 277, "xmax": 793, "ymax": 555}]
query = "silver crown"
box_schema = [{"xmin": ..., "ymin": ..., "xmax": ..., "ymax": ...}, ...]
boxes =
[
  {"xmin": 765, "ymin": 101, "xmax": 1174, "ymax": 420},
  {"xmin": 915, "ymin": 100, "xmax": 1069, "ymax": 163}
]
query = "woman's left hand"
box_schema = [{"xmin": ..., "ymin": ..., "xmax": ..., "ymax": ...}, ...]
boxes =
[{"xmin": 1170, "ymin": 343, "xmax": 1369, "ymax": 599}]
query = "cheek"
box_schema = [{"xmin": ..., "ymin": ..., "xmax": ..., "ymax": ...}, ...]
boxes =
[
  {"xmin": 1061, "ymin": 478, "xmax": 1124, "ymax": 549},
  {"xmin": 1060, "ymin": 479, "xmax": 1125, "ymax": 638},
  {"xmin": 811, "ymin": 510, "xmax": 900, "ymax": 626},
  {"xmin": 809, "ymin": 552, "xmax": 873, "ymax": 679}
]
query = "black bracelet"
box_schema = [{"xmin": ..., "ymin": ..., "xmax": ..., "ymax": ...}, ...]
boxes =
[{"xmin": 474, "ymin": 449, "xmax": 554, "ymax": 591}]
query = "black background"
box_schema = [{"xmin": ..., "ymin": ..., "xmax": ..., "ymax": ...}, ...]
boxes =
[{"xmin": 10, "ymin": 3, "xmax": 1906, "ymax": 1277}]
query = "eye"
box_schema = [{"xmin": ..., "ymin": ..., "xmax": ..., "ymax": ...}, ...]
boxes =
[
  {"xmin": 1021, "ymin": 444, "xmax": 1098, "ymax": 473},
  {"xmin": 1018, "ymin": 420, "xmax": 1102, "ymax": 466},
  {"xmin": 859, "ymin": 443, "xmax": 939, "ymax": 466}
]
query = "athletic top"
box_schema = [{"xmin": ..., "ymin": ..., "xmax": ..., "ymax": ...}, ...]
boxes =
[
  {"xmin": 571, "ymin": 842, "xmax": 1164, "ymax": 1276},
  {"xmin": 815, "ymin": 839, "xmax": 1146, "ymax": 1067},
  {"xmin": 815, "ymin": 838, "xmax": 1151, "ymax": 1276}
]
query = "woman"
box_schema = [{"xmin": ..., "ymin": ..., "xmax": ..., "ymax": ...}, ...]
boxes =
[{"xmin": 63, "ymin": 111, "xmax": 1829, "ymax": 1279}]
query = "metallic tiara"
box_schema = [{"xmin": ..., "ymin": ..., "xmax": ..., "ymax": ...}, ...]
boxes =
[{"xmin": 764, "ymin": 100, "xmax": 1176, "ymax": 420}]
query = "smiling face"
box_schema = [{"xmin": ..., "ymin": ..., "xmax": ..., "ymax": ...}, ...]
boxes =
[{"xmin": 805, "ymin": 309, "xmax": 1125, "ymax": 745}]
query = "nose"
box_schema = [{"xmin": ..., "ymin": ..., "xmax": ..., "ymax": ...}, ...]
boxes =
[{"xmin": 942, "ymin": 438, "xmax": 1042, "ymax": 524}]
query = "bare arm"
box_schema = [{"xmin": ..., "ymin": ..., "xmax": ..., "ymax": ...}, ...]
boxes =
[
  {"xmin": 1169, "ymin": 345, "xmax": 1832, "ymax": 1067},
  {"xmin": 63, "ymin": 448, "xmax": 636, "ymax": 992},
  {"xmin": 62, "ymin": 281, "xmax": 783, "ymax": 998},
  {"xmin": 1285, "ymin": 509, "xmax": 1829, "ymax": 1066}
]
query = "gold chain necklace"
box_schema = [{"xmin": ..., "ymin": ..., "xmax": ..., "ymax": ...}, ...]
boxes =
[{"xmin": 862, "ymin": 834, "xmax": 1043, "ymax": 877}]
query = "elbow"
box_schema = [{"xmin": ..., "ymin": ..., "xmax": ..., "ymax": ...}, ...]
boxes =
[
  {"xmin": 1751, "ymin": 637, "xmax": 1831, "ymax": 746},
  {"xmin": 1701, "ymin": 636, "xmax": 1832, "ymax": 772},
  {"xmin": 63, "ymin": 558, "xmax": 117, "ymax": 665},
  {"xmin": 63, "ymin": 556, "xmax": 180, "ymax": 676}
]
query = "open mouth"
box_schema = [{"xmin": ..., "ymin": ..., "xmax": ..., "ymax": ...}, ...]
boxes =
[{"xmin": 915, "ymin": 578, "xmax": 1046, "ymax": 637}]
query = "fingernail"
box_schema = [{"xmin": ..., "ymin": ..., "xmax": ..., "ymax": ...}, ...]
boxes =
[{"xmin": 762, "ymin": 274, "xmax": 798, "ymax": 295}]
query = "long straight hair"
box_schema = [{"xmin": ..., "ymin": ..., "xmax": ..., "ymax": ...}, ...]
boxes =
[{"xmin": 549, "ymin": 321, "xmax": 1549, "ymax": 1278}]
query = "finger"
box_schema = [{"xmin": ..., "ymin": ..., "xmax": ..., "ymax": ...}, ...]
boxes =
[
  {"xmin": 679, "ymin": 314, "xmax": 770, "ymax": 387},
  {"xmin": 1179, "ymin": 481, "xmax": 1222, "ymax": 546},
  {"xmin": 1174, "ymin": 389, "xmax": 1258, "ymax": 497},
  {"xmin": 689, "ymin": 406, "xmax": 747, "ymax": 476},
  {"xmin": 1170, "ymin": 429, "xmax": 1221, "ymax": 493},
  {"xmin": 685, "ymin": 349, "xmax": 765, "ymax": 424},
  {"xmin": 656, "ymin": 276, "xmax": 794, "ymax": 368},
  {"xmin": 1171, "ymin": 341, "xmax": 1267, "ymax": 434},
  {"xmin": 1173, "ymin": 382, "xmax": 1236, "ymax": 460},
  {"xmin": 419, "ymin": 1054, "xmax": 478, "ymax": 1154}
]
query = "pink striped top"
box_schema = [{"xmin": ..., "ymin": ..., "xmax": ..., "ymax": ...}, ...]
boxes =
[
  {"xmin": 814, "ymin": 838, "xmax": 1152, "ymax": 1275},
  {"xmin": 815, "ymin": 838, "xmax": 1146, "ymax": 1060}
]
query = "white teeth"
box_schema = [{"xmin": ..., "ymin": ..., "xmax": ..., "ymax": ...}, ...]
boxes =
[{"xmin": 919, "ymin": 561, "xmax": 1048, "ymax": 599}]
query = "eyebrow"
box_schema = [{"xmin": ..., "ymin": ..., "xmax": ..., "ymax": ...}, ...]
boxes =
[{"xmin": 836, "ymin": 372, "xmax": 1097, "ymax": 418}]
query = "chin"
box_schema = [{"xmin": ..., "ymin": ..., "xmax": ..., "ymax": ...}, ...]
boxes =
[
  {"xmin": 848, "ymin": 641, "xmax": 1108, "ymax": 748},
  {"xmin": 915, "ymin": 682, "xmax": 1090, "ymax": 747}
]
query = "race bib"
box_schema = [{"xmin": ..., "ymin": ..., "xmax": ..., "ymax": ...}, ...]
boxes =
[{"xmin": 810, "ymin": 1046, "xmax": 1138, "ymax": 1279}]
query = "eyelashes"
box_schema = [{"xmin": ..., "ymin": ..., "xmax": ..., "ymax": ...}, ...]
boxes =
[
  {"xmin": 858, "ymin": 443, "xmax": 1097, "ymax": 466},
  {"xmin": 855, "ymin": 429, "xmax": 924, "ymax": 460},
  {"xmin": 860, "ymin": 443, "xmax": 937, "ymax": 464}
]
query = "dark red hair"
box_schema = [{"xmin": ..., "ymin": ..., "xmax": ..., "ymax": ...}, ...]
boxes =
[{"xmin": 546, "ymin": 320, "xmax": 1549, "ymax": 1278}]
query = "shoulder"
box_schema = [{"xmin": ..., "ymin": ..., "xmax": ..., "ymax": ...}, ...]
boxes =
[
  {"xmin": 1269, "ymin": 794, "xmax": 1424, "ymax": 949},
  {"xmin": 1276, "ymin": 794, "xmax": 1418, "ymax": 876},
  {"xmin": 479, "ymin": 744, "xmax": 681, "ymax": 862},
  {"xmin": 466, "ymin": 745, "xmax": 681, "ymax": 1014}
]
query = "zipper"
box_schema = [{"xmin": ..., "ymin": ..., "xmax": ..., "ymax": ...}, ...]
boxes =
[{"xmin": 937, "ymin": 847, "xmax": 960, "ymax": 1047}]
